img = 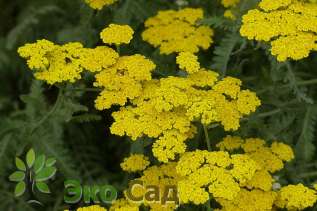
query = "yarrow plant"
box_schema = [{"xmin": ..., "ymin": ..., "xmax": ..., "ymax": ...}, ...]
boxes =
[
  {"xmin": 2, "ymin": 0, "xmax": 317, "ymax": 210},
  {"xmin": 240, "ymin": 0, "xmax": 317, "ymax": 61}
]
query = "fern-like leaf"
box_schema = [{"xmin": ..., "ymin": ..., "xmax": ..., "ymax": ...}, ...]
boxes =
[
  {"xmin": 211, "ymin": 32, "xmax": 242, "ymax": 77},
  {"xmin": 295, "ymin": 106, "xmax": 317, "ymax": 162},
  {"xmin": 70, "ymin": 114, "xmax": 102, "ymax": 123}
]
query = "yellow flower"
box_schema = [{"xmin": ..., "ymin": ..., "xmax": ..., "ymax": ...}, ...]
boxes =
[
  {"xmin": 243, "ymin": 170, "xmax": 274, "ymax": 191},
  {"xmin": 120, "ymin": 154, "xmax": 150, "ymax": 172},
  {"xmin": 176, "ymin": 150, "xmax": 259, "ymax": 204},
  {"xmin": 100, "ymin": 24, "xmax": 134, "ymax": 45},
  {"xmin": 176, "ymin": 52, "xmax": 200, "ymax": 74},
  {"xmin": 275, "ymin": 184, "xmax": 317, "ymax": 210},
  {"xmin": 65, "ymin": 205, "xmax": 107, "ymax": 211},
  {"xmin": 270, "ymin": 142, "xmax": 294, "ymax": 162},
  {"xmin": 80, "ymin": 46, "xmax": 119, "ymax": 72},
  {"xmin": 18, "ymin": 40, "xmax": 84, "ymax": 84},
  {"xmin": 221, "ymin": 0, "xmax": 240, "ymax": 8},
  {"xmin": 240, "ymin": 0, "xmax": 317, "ymax": 61},
  {"xmin": 224, "ymin": 9, "xmax": 236, "ymax": 20},
  {"xmin": 109, "ymin": 199, "xmax": 139, "ymax": 211},
  {"xmin": 216, "ymin": 135, "xmax": 243, "ymax": 151},
  {"xmin": 142, "ymin": 8, "xmax": 214, "ymax": 54},
  {"xmin": 94, "ymin": 54, "xmax": 156, "ymax": 110},
  {"xmin": 216, "ymin": 189, "xmax": 277, "ymax": 211},
  {"xmin": 85, "ymin": 0, "xmax": 117, "ymax": 10},
  {"xmin": 237, "ymin": 90, "xmax": 261, "ymax": 115},
  {"xmin": 109, "ymin": 68, "xmax": 260, "ymax": 162},
  {"xmin": 18, "ymin": 39, "xmax": 119, "ymax": 84}
]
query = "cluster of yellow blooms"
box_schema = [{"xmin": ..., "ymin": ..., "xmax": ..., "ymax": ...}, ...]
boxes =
[
  {"xmin": 109, "ymin": 199, "xmax": 139, "ymax": 211},
  {"xmin": 65, "ymin": 205, "xmax": 106, "ymax": 211},
  {"xmin": 120, "ymin": 154, "xmax": 150, "ymax": 172},
  {"xmin": 142, "ymin": 8, "xmax": 214, "ymax": 54},
  {"xmin": 176, "ymin": 150, "xmax": 259, "ymax": 204},
  {"xmin": 112, "ymin": 137, "xmax": 317, "ymax": 211},
  {"xmin": 110, "ymin": 67, "xmax": 260, "ymax": 162},
  {"xmin": 100, "ymin": 24, "xmax": 134, "ymax": 45},
  {"xmin": 240, "ymin": 0, "xmax": 317, "ymax": 62},
  {"xmin": 18, "ymin": 40, "xmax": 118, "ymax": 84},
  {"xmin": 93, "ymin": 54, "xmax": 156, "ymax": 110},
  {"xmin": 221, "ymin": 0, "xmax": 240, "ymax": 20},
  {"xmin": 85, "ymin": 0, "xmax": 117, "ymax": 10},
  {"xmin": 17, "ymin": 24, "xmax": 136, "ymax": 84}
]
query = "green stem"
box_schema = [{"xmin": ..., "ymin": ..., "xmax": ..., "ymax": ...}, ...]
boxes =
[
  {"xmin": 116, "ymin": 44, "xmax": 121, "ymax": 55},
  {"xmin": 257, "ymin": 108, "xmax": 281, "ymax": 118},
  {"xmin": 258, "ymin": 79, "xmax": 317, "ymax": 94},
  {"xmin": 203, "ymin": 125, "xmax": 211, "ymax": 151},
  {"xmin": 298, "ymin": 171, "xmax": 317, "ymax": 178},
  {"xmin": 205, "ymin": 199, "xmax": 212, "ymax": 211},
  {"xmin": 29, "ymin": 88, "xmax": 64, "ymax": 135}
]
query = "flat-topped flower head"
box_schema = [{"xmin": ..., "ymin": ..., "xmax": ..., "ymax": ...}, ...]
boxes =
[
  {"xmin": 120, "ymin": 154, "xmax": 150, "ymax": 172},
  {"xmin": 100, "ymin": 24, "xmax": 134, "ymax": 45},
  {"xmin": 85, "ymin": 0, "xmax": 117, "ymax": 10},
  {"xmin": 142, "ymin": 8, "xmax": 214, "ymax": 54},
  {"xmin": 65, "ymin": 205, "xmax": 107, "ymax": 211},
  {"xmin": 18, "ymin": 39, "xmax": 118, "ymax": 84},
  {"xmin": 176, "ymin": 52, "xmax": 200, "ymax": 74},
  {"xmin": 240, "ymin": 0, "xmax": 317, "ymax": 61},
  {"xmin": 275, "ymin": 184, "xmax": 317, "ymax": 210}
]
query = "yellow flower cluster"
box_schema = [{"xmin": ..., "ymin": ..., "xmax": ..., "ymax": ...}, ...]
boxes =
[
  {"xmin": 65, "ymin": 205, "xmax": 107, "ymax": 211},
  {"xmin": 100, "ymin": 24, "xmax": 134, "ymax": 45},
  {"xmin": 109, "ymin": 199, "xmax": 139, "ymax": 211},
  {"xmin": 125, "ymin": 162, "xmax": 181, "ymax": 211},
  {"xmin": 221, "ymin": 0, "xmax": 240, "ymax": 20},
  {"xmin": 216, "ymin": 189, "xmax": 277, "ymax": 211},
  {"xmin": 176, "ymin": 150, "xmax": 259, "ymax": 204},
  {"xmin": 217, "ymin": 136, "xmax": 294, "ymax": 173},
  {"xmin": 120, "ymin": 154, "xmax": 150, "ymax": 172},
  {"xmin": 110, "ymin": 69, "xmax": 260, "ymax": 162},
  {"xmin": 93, "ymin": 54, "xmax": 156, "ymax": 110},
  {"xmin": 142, "ymin": 8, "xmax": 214, "ymax": 54},
  {"xmin": 18, "ymin": 40, "xmax": 119, "ymax": 84},
  {"xmin": 240, "ymin": 0, "xmax": 317, "ymax": 61},
  {"xmin": 221, "ymin": 0, "xmax": 240, "ymax": 8},
  {"xmin": 213, "ymin": 136, "xmax": 299, "ymax": 210},
  {"xmin": 85, "ymin": 0, "xmax": 117, "ymax": 10},
  {"xmin": 275, "ymin": 184, "xmax": 317, "ymax": 210},
  {"xmin": 176, "ymin": 52, "xmax": 200, "ymax": 74}
]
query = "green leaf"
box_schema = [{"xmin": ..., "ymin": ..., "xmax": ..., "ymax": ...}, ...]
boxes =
[
  {"xmin": 33, "ymin": 154, "xmax": 46, "ymax": 174},
  {"xmin": 211, "ymin": 32, "xmax": 241, "ymax": 78},
  {"xmin": 14, "ymin": 181, "xmax": 26, "ymax": 197},
  {"xmin": 9, "ymin": 171, "xmax": 25, "ymax": 182},
  {"xmin": 35, "ymin": 167, "xmax": 56, "ymax": 182},
  {"xmin": 295, "ymin": 106, "xmax": 317, "ymax": 162},
  {"xmin": 45, "ymin": 158, "xmax": 56, "ymax": 167},
  {"xmin": 26, "ymin": 149, "xmax": 35, "ymax": 168},
  {"xmin": 35, "ymin": 182, "xmax": 50, "ymax": 193},
  {"xmin": 15, "ymin": 157, "xmax": 26, "ymax": 171},
  {"xmin": 199, "ymin": 16, "xmax": 226, "ymax": 28}
]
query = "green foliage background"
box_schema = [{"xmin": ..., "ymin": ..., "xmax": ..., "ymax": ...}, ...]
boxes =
[{"xmin": 0, "ymin": 0, "xmax": 317, "ymax": 210}]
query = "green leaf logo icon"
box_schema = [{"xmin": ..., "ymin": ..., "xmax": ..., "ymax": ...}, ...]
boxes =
[
  {"xmin": 35, "ymin": 167, "xmax": 57, "ymax": 182},
  {"xmin": 26, "ymin": 149, "xmax": 35, "ymax": 168},
  {"xmin": 9, "ymin": 148, "xmax": 58, "ymax": 201},
  {"xmin": 15, "ymin": 181, "xmax": 26, "ymax": 197}
]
